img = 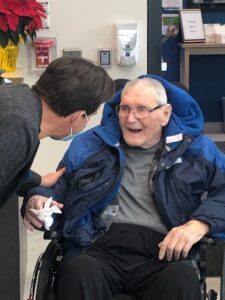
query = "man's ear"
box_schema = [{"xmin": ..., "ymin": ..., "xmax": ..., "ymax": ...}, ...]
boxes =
[
  {"xmin": 71, "ymin": 110, "xmax": 86, "ymax": 122},
  {"xmin": 161, "ymin": 104, "xmax": 172, "ymax": 127}
]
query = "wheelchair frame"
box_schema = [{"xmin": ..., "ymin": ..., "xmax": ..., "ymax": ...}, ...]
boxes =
[
  {"xmin": 27, "ymin": 231, "xmax": 225, "ymax": 300},
  {"xmin": 27, "ymin": 232, "xmax": 63, "ymax": 300}
]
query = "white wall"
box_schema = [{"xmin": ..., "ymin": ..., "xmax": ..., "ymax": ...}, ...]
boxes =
[{"xmin": 17, "ymin": 0, "xmax": 147, "ymax": 175}]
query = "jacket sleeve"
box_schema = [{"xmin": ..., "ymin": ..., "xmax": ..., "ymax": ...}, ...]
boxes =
[
  {"xmin": 17, "ymin": 170, "xmax": 41, "ymax": 196},
  {"xmin": 154, "ymin": 138, "xmax": 225, "ymax": 233},
  {"xmin": 0, "ymin": 116, "xmax": 39, "ymax": 203},
  {"xmin": 190, "ymin": 161, "xmax": 225, "ymax": 233},
  {"xmin": 185, "ymin": 137, "xmax": 225, "ymax": 232}
]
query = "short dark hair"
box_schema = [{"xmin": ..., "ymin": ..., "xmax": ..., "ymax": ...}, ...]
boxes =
[{"xmin": 32, "ymin": 56, "xmax": 115, "ymax": 116}]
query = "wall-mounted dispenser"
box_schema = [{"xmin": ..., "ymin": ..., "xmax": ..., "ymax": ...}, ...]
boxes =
[{"xmin": 116, "ymin": 23, "xmax": 138, "ymax": 66}]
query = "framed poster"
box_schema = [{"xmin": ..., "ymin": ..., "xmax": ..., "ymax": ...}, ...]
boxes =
[
  {"xmin": 179, "ymin": 9, "xmax": 205, "ymax": 42},
  {"xmin": 162, "ymin": 0, "xmax": 183, "ymax": 10}
]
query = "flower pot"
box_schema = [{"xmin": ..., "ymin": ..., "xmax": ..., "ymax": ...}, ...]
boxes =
[{"xmin": 0, "ymin": 41, "xmax": 20, "ymax": 73}]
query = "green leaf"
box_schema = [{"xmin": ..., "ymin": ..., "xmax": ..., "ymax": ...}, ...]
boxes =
[
  {"xmin": 9, "ymin": 30, "xmax": 20, "ymax": 46},
  {"xmin": 0, "ymin": 30, "xmax": 10, "ymax": 48}
]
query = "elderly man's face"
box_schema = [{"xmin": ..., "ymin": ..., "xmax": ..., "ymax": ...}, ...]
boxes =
[{"xmin": 119, "ymin": 85, "xmax": 171, "ymax": 149}]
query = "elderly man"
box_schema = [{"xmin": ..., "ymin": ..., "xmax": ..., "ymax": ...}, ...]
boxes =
[{"xmin": 23, "ymin": 76, "xmax": 225, "ymax": 300}]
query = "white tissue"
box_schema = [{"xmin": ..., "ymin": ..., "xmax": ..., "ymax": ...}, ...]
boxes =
[{"xmin": 29, "ymin": 197, "xmax": 62, "ymax": 230}]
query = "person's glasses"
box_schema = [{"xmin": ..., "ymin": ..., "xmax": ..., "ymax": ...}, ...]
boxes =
[{"xmin": 115, "ymin": 105, "xmax": 163, "ymax": 119}]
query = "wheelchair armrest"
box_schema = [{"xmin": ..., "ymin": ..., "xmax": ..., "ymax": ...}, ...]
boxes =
[
  {"xmin": 199, "ymin": 232, "xmax": 225, "ymax": 250},
  {"xmin": 200, "ymin": 236, "xmax": 216, "ymax": 247},
  {"xmin": 209, "ymin": 232, "xmax": 225, "ymax": 242},
  {"xmin": 200, "ymin": 233, "xmax": 225, "ymax": 300},
  {"xmin": 43, "ymin": 230, "xmax": 62, "ymax": 240}
]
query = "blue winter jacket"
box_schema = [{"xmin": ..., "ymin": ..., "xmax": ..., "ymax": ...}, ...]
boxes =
[{"xmin": 26, "ymin": 75, "xmax": 225, "ymax": 251}]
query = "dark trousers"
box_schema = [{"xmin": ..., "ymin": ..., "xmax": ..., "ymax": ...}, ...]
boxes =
[{"xmin": 58, "ymin": 223, "xmax": 201, "ymax": 300}]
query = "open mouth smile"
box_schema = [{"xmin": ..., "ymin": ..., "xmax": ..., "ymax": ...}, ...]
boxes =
[{"xmin": 127, "ymin": 128, "xmax": 142, "ymax": 133}]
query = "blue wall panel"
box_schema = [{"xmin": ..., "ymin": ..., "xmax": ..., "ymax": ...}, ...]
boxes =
[{"xmin": 190, "ymin": 55, "xmax": 225, "ymax": 122}]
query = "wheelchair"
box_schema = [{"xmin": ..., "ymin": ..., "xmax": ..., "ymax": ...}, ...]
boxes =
[{"xmin": 27, "ymin": 229, "xmax": 225, "ymax": 300}]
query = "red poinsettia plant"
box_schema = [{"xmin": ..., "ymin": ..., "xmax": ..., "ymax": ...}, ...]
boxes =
[{"xmin": 0, "ymin": 0, "xmax": 46, "ymax": 48}]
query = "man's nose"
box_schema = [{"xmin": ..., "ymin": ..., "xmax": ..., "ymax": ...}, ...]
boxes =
[{"xmin": 126, "ymin": 109, "xmax": 137, "ymax": 122}]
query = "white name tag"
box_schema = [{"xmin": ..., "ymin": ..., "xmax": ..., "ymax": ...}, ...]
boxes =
[{"xmin": 166, "ymin": 133, "xmax": 183, "ymax": 144}]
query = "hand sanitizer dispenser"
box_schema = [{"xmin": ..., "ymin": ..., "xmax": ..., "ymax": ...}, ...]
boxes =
[{"xmin": 116, "ymin": 23, "xmax": 138, "ymax": 66}]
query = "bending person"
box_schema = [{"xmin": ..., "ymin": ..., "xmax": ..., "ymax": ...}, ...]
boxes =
[{"xmin": 0, "ymin": 56, "xmax": 114, "ymax": 204}]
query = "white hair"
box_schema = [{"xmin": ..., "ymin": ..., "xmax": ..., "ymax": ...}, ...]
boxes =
[{"xmin": 121, "ymin": 77, "xmax": 167, "ymax": 106}]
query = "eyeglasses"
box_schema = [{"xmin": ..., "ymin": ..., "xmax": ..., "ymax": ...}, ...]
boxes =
[{"xmin": 115, "ymin": 104, "xmax": 163, "ymax": 119}]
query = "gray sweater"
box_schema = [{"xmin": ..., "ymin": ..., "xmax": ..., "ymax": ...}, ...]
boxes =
[
  {"xmin": 0, "ymin": 84, "xmax": 41, "ymax": 204},
  {"xmin": 114, "ymin": 143, "xmax": 168, "ymax": 234}
]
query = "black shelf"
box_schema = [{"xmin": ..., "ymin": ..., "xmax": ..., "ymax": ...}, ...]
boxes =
[{"xmin": 187, "ymin": 0, "xmax": 225, "ymax": 10}]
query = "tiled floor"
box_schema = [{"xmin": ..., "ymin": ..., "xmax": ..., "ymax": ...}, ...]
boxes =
[{"xmin": 22, "ymin": 133, "xmax": 225, "ymax": 300}]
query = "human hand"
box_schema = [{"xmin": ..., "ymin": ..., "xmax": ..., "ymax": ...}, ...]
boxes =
[
  {"xmin": 23, "ymin": 195, "xmax": 64, "ymax": 231},
  {"xmin": 158, "ymin": 220, "xmax": 210, "ymax": 261},
  {"xmin": 40, "ymin": 167, "xmax": 65, "ymax": 187}
]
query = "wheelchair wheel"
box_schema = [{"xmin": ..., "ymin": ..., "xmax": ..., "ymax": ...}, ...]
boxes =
[
  {"xmin": 207, "ymin": 289, "xmax": 218, "ymax": 300},
  {"xmin": 28, "ymin": 239, "xmax": 63, "ymax": 300}
]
